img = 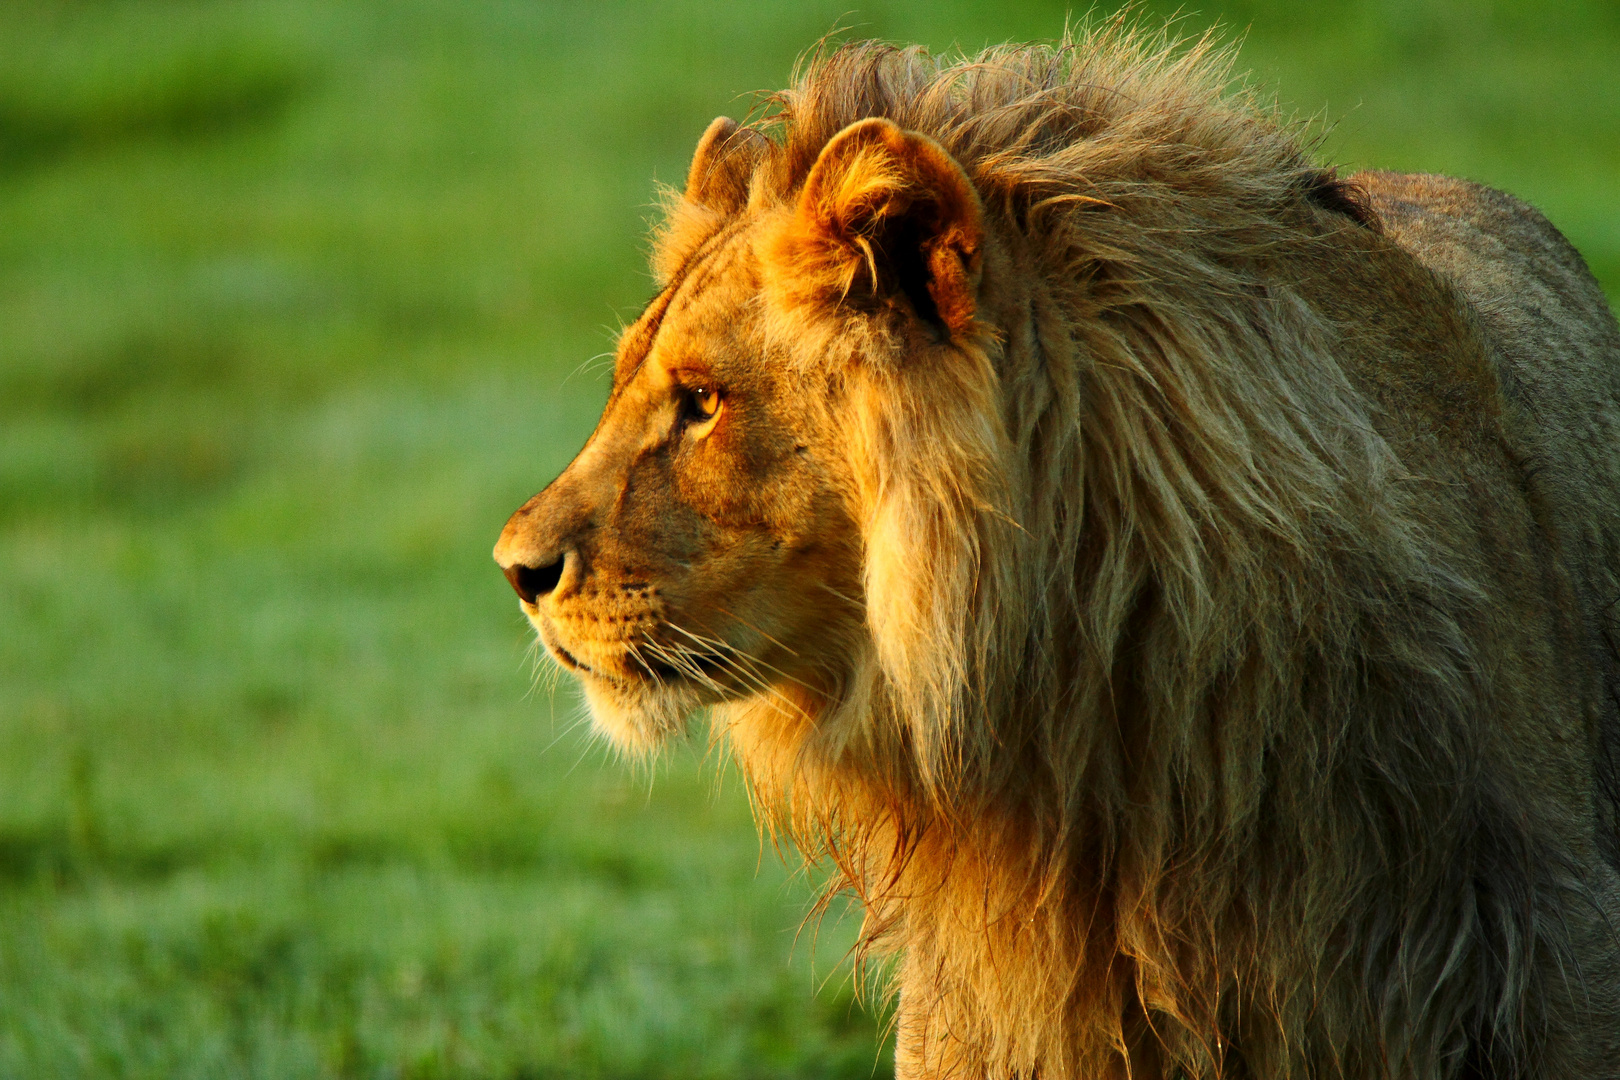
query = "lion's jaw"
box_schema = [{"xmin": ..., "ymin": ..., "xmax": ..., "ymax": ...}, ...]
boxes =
[{"xmin": 495, "ymin": 221, "xmax": 867, "ymax": 753}]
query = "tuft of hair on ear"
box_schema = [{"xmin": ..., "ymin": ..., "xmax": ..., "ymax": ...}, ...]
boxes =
[
  {"xmin": 773, "ymin": 117, "xmax": 984, "ymax": 339},
  {"xmin": 653, "ymin": 117, "xmax": 769, "ymax": 284}
]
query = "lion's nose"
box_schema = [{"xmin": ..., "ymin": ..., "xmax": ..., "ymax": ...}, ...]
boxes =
[
  {"xmin": 502, "ymin": 557, "xmax": 565, "ymax": 605},
  {"xmin": 496, "ymin": 475, "xmax": 593, "ymax": 605}
]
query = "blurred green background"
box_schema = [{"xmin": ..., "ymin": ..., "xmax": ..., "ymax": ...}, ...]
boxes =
[{"xmin": 0, "ymin": 1, "xmax": 1614, "ymax": 1077}]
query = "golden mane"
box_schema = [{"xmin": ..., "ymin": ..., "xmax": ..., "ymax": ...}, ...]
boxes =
[{"xmin": 659, "ymin": 27, "xmax": 1620, "ymax": 1078}]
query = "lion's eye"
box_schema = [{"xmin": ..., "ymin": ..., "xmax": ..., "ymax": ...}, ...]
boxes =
[{"xmin": 688, "ymin": 386, "xmax": 721, "ymax": 422}]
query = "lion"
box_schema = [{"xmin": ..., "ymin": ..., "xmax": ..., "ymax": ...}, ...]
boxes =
[{"xmin": 494, "ymin": 26, "xmax": 1620, "ymax": 1079}]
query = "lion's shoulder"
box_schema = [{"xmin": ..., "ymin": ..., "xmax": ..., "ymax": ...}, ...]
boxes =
[
  {"xmin": 1357, "ymin": 169, "xmax": 1620, "ymax": 467},
  {"xmin": 1356, "ymin": 170, "xmax": 1618, "ymax": 379},
  {"xmin": 1361, "ymin": 171, "xmax": 1588, "ymax": 268}
]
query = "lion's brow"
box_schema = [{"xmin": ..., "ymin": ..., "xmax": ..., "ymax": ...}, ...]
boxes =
[{"xmin": 612, "ymin": 216, "xmax": 753, "ymax": 397}]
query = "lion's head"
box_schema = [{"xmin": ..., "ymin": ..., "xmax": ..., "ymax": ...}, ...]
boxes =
[{"xmin": 495, "ymin": 102, "xmax": 1019, "ymax": 760}]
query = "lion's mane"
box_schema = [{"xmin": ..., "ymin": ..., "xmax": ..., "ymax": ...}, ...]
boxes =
[{"xmin": 659, "ymin": 25, "xmax": 1620, "ymax": 1078}]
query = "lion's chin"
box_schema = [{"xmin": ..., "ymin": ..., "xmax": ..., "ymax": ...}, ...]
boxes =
[{"xmin": 578, "ymin": 673, "xmax": 704, "ymax": 755}]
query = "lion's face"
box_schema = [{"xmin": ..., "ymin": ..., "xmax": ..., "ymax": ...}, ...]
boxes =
[
  {"xmin": 496, "ymin": 115, "xmax": 985, "ymax": 752},
  {"xmin": 493, "ymin": 219, "xmax": 864, "ymax": 750}
]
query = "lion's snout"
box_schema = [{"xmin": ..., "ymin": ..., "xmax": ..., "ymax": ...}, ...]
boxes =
[{"xmin": 493, "ymin": 481, "xmax": 591, "ymax": 605}]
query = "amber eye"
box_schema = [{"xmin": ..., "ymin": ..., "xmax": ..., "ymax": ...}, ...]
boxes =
[{"xmin": 687, "ymin": 385, "xmax": 721, "ymax": 422}]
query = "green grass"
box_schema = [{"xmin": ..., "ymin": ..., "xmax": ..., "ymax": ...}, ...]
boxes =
[{"xmin": 0, "ymin": 1, "xmax": 1615, "ymax": 1077}]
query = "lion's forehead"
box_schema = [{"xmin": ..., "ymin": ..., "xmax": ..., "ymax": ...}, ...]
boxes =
[
  {"xmin": 616, "ymin": 223, "xmax": 770, "ymax": 385},
  {"xmin": 663, "ymin": 226, "xmax": 764, "ymax": 318}
]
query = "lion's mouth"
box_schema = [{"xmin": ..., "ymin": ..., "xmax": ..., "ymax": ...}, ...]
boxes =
[
  {"xmin": 541, "ymin": 616, "xmax": 743, "ymax": 695},
  {"xmin": 551, "ymin": 641, "xmax": 592, "ymax": 674},
  {"xmin": 548, "ymin": 637, "xmax": 726, "ymax": 694}
]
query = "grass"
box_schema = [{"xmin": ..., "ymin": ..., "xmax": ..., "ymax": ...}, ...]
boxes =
[{"xmin": 0, "ymin": 1, "xmax": 1615, "ymax": 1076}]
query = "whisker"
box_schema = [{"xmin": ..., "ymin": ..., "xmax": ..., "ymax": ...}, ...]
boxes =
[
  {"xmin": 625, "ymin": 640, "xmax": 667, "ymax": 686},
  {"xmin": 666, "ymin": 621, "xmax": 819, "ymax": 696},
  {"xmin": 539, "ymin": 706, "xmax": 594, "ymax": 758},
  {"xmin": 643, "ymin": 636, "xmax": 729, "ymax": 696},
  {"xmin": 655, "ymin": 623, "xmax": 772, "ymax": 697},
  {"xmin": 816, "ymin": 582, "xmax": 865, "ymax": 610},
  {"xmin": 714, "ymin": 605, "xmax": 800, "ymax": 657},
  {"xmin": 661, "ymin": 620, "xmax": 820, "ymax": 726},
  {"xmin": 563, "ymin": 701, "xmax": 605, "ymax": 778}
]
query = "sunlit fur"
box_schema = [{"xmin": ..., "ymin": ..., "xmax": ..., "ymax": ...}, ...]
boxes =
[{"xmin": 516, "ymin": 22, "xmax": 1620, "ymax": 1079}]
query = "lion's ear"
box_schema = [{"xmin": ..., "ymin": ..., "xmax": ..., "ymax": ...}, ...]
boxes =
[
  {"xmin": 782, "ymin": 117, "xmax": 983, "ymax": 337},
  {"xmin": 685, "ymin": 116, "xmax": 767, "ymax": 213}
]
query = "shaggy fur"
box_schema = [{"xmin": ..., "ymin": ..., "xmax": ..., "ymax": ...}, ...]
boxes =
[{"xmin": 496, "ymin": 24, "xmax": 1620, "ymax": 1079}]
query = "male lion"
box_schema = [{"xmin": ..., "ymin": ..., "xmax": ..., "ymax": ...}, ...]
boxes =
[{"xmin": 495, "ymin": 29, "xmax": 1620, "ymax": 1079}]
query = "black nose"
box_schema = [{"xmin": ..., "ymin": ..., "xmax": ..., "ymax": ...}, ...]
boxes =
[{"xmin": 503, "ymin": 557, "xmax": 565, "ymax": 604}]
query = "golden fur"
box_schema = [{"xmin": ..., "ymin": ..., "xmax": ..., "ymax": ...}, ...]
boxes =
[{"xmin": 496, "ymin": 24, "xmax": 1620, "ymax": 1078}]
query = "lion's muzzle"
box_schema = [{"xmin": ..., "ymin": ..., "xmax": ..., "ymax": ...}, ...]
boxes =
[{"xmin": 493, "ymin": 481, "xmax": 589, "ymax": 605}]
